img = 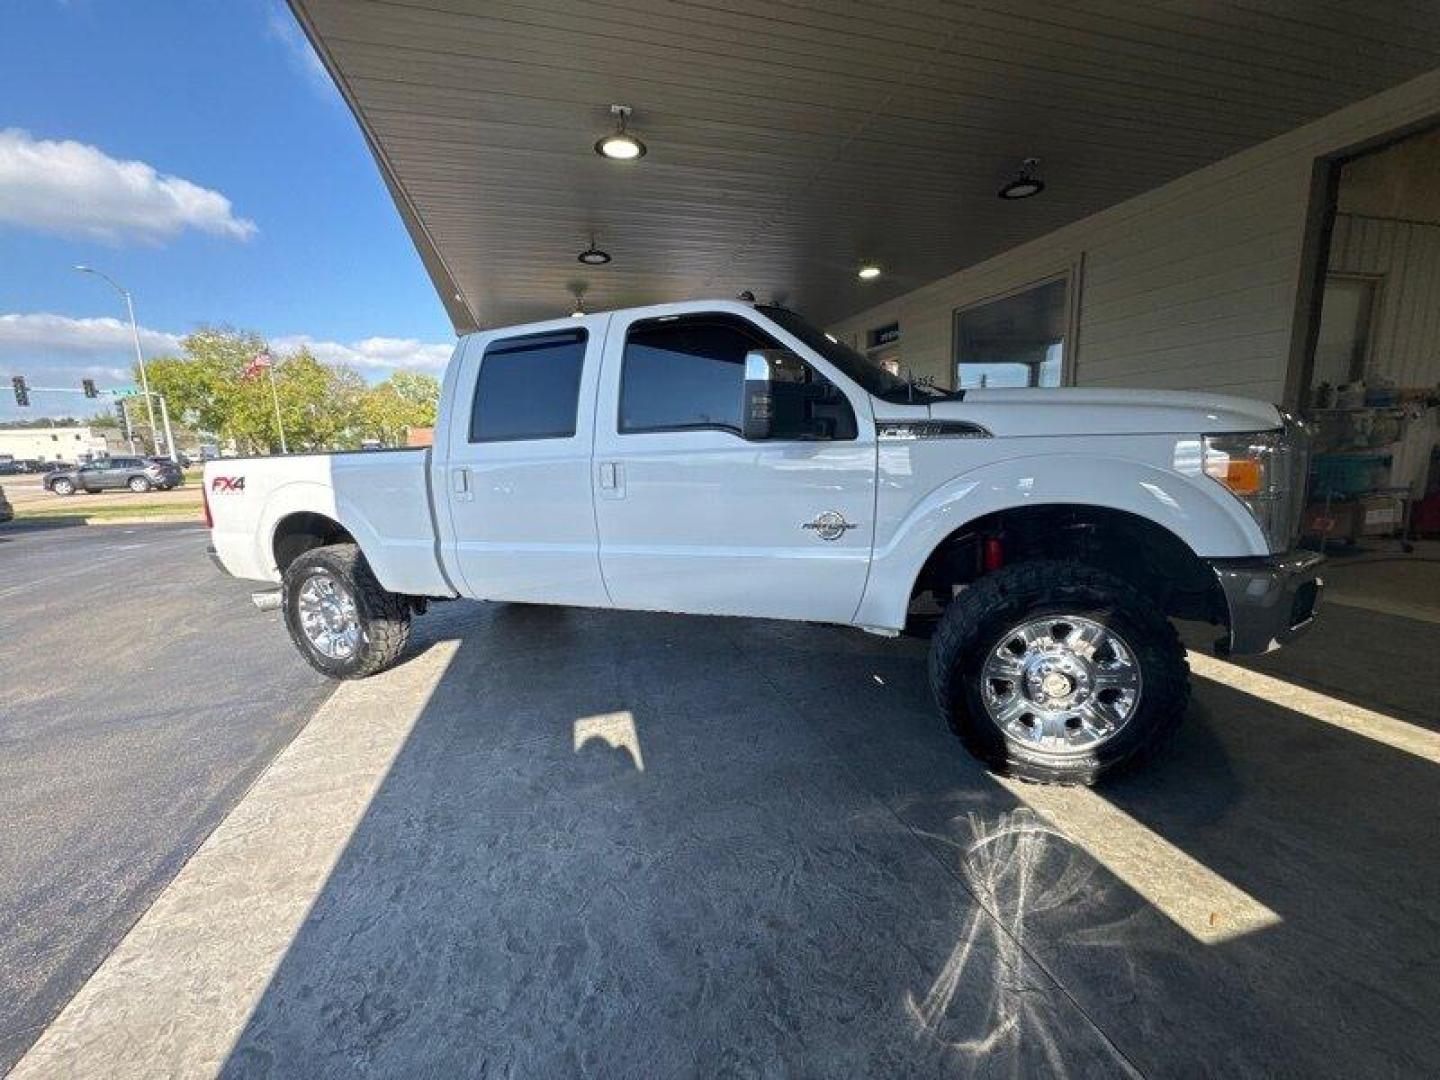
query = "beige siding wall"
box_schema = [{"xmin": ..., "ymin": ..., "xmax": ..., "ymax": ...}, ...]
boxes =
[
  {"xmin": 1328, "ymin": 213, "xmax": 1440, "ymax": 389},
  {"xmin": 830, "ymin": 69, "xmax": 1440, "ymax": 403}
]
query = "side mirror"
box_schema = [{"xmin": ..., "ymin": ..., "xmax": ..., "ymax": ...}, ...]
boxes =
[{"xmin": 741, "ymin": 351, "xmax": 774, "ymax": 441}]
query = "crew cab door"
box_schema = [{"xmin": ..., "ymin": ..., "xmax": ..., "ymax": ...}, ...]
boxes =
[
  {"xmin": 439, "ymin": 318, "xmax": 610, "ymax": 606},
  {"xmin": 591, "ymin": 309, "xmax": 875, "ymax": 624}
]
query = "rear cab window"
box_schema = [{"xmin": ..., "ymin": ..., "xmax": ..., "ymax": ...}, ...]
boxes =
[{"xmin": 470, "ymin": 329, "xmax": 587, "ymax": 442}]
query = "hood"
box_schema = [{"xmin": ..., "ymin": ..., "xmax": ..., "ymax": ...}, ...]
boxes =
[{"xmin": 918, "ymin": 388, "xmax": 1281, "ymax": 438}]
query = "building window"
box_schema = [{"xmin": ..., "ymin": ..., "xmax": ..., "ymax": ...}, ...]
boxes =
[
  {"xmin": 866, "ymin": 322, "xmax": 902, "ymax": 376},
  {"xmin": 867, "ymin": 322, "xmax": 900, "ymax": 349},
  {"xmin": 1310, "ymin": 274, "xmax": 1378, "ymax": 390},
  {"xmin": 469, "ymin": 330, "xmax": 586, "ymax": 442},
  {"xmin": 954, "ymin": 275, "xmax": 1069, "ymax": 389}
]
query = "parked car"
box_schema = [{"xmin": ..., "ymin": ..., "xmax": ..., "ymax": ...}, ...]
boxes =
[
  {"xmin": 0, "ymin": 459, "xmax": 25, "ymax": 476},
  {"xmin": 205, "ymin": 298, "xmax": 1323, "ymax": 786},
  {"xmin": 150, "ymin": 454, "xmax": 192, "ymax": 471},
  {"xmin": 45, "ymin": 456, "xmax": 184, "ymax": 496},
  {"xmin": 0, "ymin": 484, "xmax": 12, "ymax": 524}
]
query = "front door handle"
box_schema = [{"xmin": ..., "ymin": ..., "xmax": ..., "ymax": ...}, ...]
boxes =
[{"xmin": 597, "ymin": 461, "xmax": 625, "ymax": 499}]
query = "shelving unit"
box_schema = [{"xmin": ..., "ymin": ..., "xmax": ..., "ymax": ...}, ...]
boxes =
[{"xmin": 1303, "ymin": 403, "xmax": 1432, "ymax": 553}]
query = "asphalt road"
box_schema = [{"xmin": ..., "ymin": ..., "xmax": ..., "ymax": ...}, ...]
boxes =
[{"xmin": 0, "ymin": 521, "xmax": 334, "ymax": 1073}]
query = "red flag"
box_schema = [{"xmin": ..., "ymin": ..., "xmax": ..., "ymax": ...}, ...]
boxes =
[{"xmin": 242, "ymin": 352, "xmax": 272, "ymax": 380}]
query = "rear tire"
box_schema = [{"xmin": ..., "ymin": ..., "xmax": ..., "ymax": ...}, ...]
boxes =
[
  {"xmin": 128, "ymin": 476, "xmax": 151, "ymax": 493},
  {"xmin": 52, "ymin": 479, "xmax": 75, "ymax": 496},
  {"xmin": 928, "ymin": 559, "xmax": 1189, "ymax": 785},
  {"xmin": 281, "ymin": 543, "xmax": 411, "ymax": 679}
]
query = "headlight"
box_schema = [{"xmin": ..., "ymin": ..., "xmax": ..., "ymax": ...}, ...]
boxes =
[{"xmin": 1203, "ymin": 420, "xmax": 1309, "ymax": 551}]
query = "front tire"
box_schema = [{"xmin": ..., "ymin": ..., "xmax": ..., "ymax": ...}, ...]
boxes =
[
  {"xmin": 929, "ymin": 560, "xmax": 1189, "ymax": 785},
  {"xmin": 281, "ymin": 543, "xmax": 411, "ymax": 679}
]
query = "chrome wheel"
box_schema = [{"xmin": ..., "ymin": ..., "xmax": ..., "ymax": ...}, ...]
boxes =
[
  {"xmin": 980, "ymin": 614, "xmax": 1141, "ymax": 755},
  {"xmin": 296, "ymin": 572, "xmax": 361, "ymax": 660}
]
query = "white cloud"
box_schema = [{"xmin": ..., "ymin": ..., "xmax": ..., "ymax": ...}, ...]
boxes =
[
  {"xmin": 0, "ymin": 312, "xmax": 182, "ymax": 356},
  {"xmin": 272, "ymin": 334, "xmax": 454, "ymax": 371},
  {"xmin": 267, "ymin": 6, "xmax": 335, "ymax": 98},
  {"xmin": 0, "ymin": 129, "xmax": 257, "ymax": 244},
  {"xmin": 0, "ymin": 313, "xmax": 452, "ymax": 375}
]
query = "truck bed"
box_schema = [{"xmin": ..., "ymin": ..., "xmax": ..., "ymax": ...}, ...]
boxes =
[{"xmin": 204, "ymin": 448, "xmax": 455, "ymax": 597}]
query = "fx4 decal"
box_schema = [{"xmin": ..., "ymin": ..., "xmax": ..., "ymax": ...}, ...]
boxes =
[{"xmin": 210, "ymin": 476, "xmax": 246, "ymax": 492}]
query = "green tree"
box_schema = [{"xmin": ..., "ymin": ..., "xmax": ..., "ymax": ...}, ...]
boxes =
[
  {"xmin": 359, "ymin": 371, "xmax": 440, "ymax": 446},
  {"xmin": 140, "ymin": 328, "xmax": 370, "ymax": 454}
]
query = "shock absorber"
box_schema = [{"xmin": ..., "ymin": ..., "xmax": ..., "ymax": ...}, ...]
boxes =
[{"xmin": 983, "ymin": 534, "xmax": 1005, "ymax": 573}]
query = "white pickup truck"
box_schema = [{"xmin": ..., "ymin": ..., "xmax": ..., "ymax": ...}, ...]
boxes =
[{"xmin": 206, "ymin": 299, "xmax": 1322, "ymax": 784}]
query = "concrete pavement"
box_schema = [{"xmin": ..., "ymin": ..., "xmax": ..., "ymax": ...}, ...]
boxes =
[
  {"xmin": 10, "ymin": 592, "xmax": 1439, "ymax": 1077},
  {"xmin": 0, "ymin": 522, "xmax": 334, "ymax": 1073}
]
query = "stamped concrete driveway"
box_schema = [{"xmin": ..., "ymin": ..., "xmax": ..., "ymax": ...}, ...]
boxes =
[{"xmin": 11, "ymin": 586, "xmax": 1440, "ymax": 1078}]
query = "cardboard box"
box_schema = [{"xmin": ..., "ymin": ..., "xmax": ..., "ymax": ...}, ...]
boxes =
[
  {"xmin": 1301, "ymin": 500, "xmax": 1359, "ymax": 542},
  {"xmin": 1358, "ymin": 494, "xmax": 1405, "ymax": 537}
]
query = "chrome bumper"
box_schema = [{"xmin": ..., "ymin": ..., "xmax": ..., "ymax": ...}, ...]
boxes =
[{"xmin": 1211, "ymin": 551, "xmax": 1324, "ymax": 656}]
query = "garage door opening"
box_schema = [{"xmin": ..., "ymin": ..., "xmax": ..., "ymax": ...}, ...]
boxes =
[{"xmin": 1292, "ymin": 122, "xmax": 1440, "ymax": 557}]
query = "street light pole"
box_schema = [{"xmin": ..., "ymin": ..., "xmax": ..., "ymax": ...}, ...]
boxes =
[{"xmin": 76, "ymin": 265, "xmax": 162, "ymax": 453}]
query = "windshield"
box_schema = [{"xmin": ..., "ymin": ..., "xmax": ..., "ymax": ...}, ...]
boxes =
[{"xmin": 756, "ymin": 305, "xmax": 955, "ymax": 404}]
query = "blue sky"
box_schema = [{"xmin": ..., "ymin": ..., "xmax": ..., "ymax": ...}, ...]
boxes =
[{"xmin": 0, "ymin": 0, "xmax": 454, "ymax": 421}]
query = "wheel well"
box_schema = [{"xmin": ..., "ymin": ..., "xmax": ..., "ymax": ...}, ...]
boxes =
[
  {"xmin": 272, "ymin": 512, "xmax": 355, "ymax": 574},
  {"xmin": 911, "ymin": 504, "xmax": 1227, "ymax": 625}
]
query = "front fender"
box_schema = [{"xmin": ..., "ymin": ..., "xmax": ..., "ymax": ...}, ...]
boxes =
[{"xmin": 853, "ymin": 450, "xmax": 1268, "ymax": 631}]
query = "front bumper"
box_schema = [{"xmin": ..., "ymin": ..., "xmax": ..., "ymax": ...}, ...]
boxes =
[{"xmin": 1211, "ymin": 551, "xmax": 1324, "ymax": 656}]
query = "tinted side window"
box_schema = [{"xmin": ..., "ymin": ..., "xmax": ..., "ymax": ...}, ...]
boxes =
[
  {"xmin": 620, "ymin": 316, "xmax": 766, "ymax": 434},
  {"xmin": 470, "ymin": 330, "xmax": 587, "ymax": 442}
]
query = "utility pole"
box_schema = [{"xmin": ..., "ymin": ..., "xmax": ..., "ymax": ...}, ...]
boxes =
[
  {"xmin": 267, "ymin": 360, "xmax": 287, "ymax": 454},
  {"xmin": 154, "ymin": 391, "xmax": 178, "ymax": 463}
]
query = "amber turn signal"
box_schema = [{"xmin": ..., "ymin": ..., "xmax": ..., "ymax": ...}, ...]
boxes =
[{"xmin": 1205, "ymin": 456, "xmax": 1264, "ymax": 496}]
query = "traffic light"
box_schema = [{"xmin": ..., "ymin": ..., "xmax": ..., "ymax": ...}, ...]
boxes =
[
  {"xmin": 11, "ymin": 376, "xmax": 28, "ymax": 407},
  {"xmin": 117, "ymin": 401, "xmax": 132, "ymax": 441},
  {"xmin": 82, "ymin": 378, "xmax": 98, "ymax": 399}
]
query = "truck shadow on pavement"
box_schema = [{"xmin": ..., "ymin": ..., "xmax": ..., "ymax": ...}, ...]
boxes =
[{"xmin": 219, "ymin": 602, "xmax": 1440, "ymax": 1078}]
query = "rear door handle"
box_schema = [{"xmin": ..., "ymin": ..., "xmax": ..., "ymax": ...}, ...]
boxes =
[{"xmin": 452, "ymin": 466, "xmax": 473, "ymax": 501}]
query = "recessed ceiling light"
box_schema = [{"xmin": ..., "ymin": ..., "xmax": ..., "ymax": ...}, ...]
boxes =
[
  {"xmin": 578, "ymin": 245, "xmax": 611, "ymax": 266},
  {"xmin": 999, "ymin": 157, "xmax": 1044, "ymax": 200},
  {"xmin": 857, "ymin": 264, "xmax": 881, "ymax": 280},
  {"xmin": 595, "ymin": 104, "xmax": 646, "ymax": 160}
]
